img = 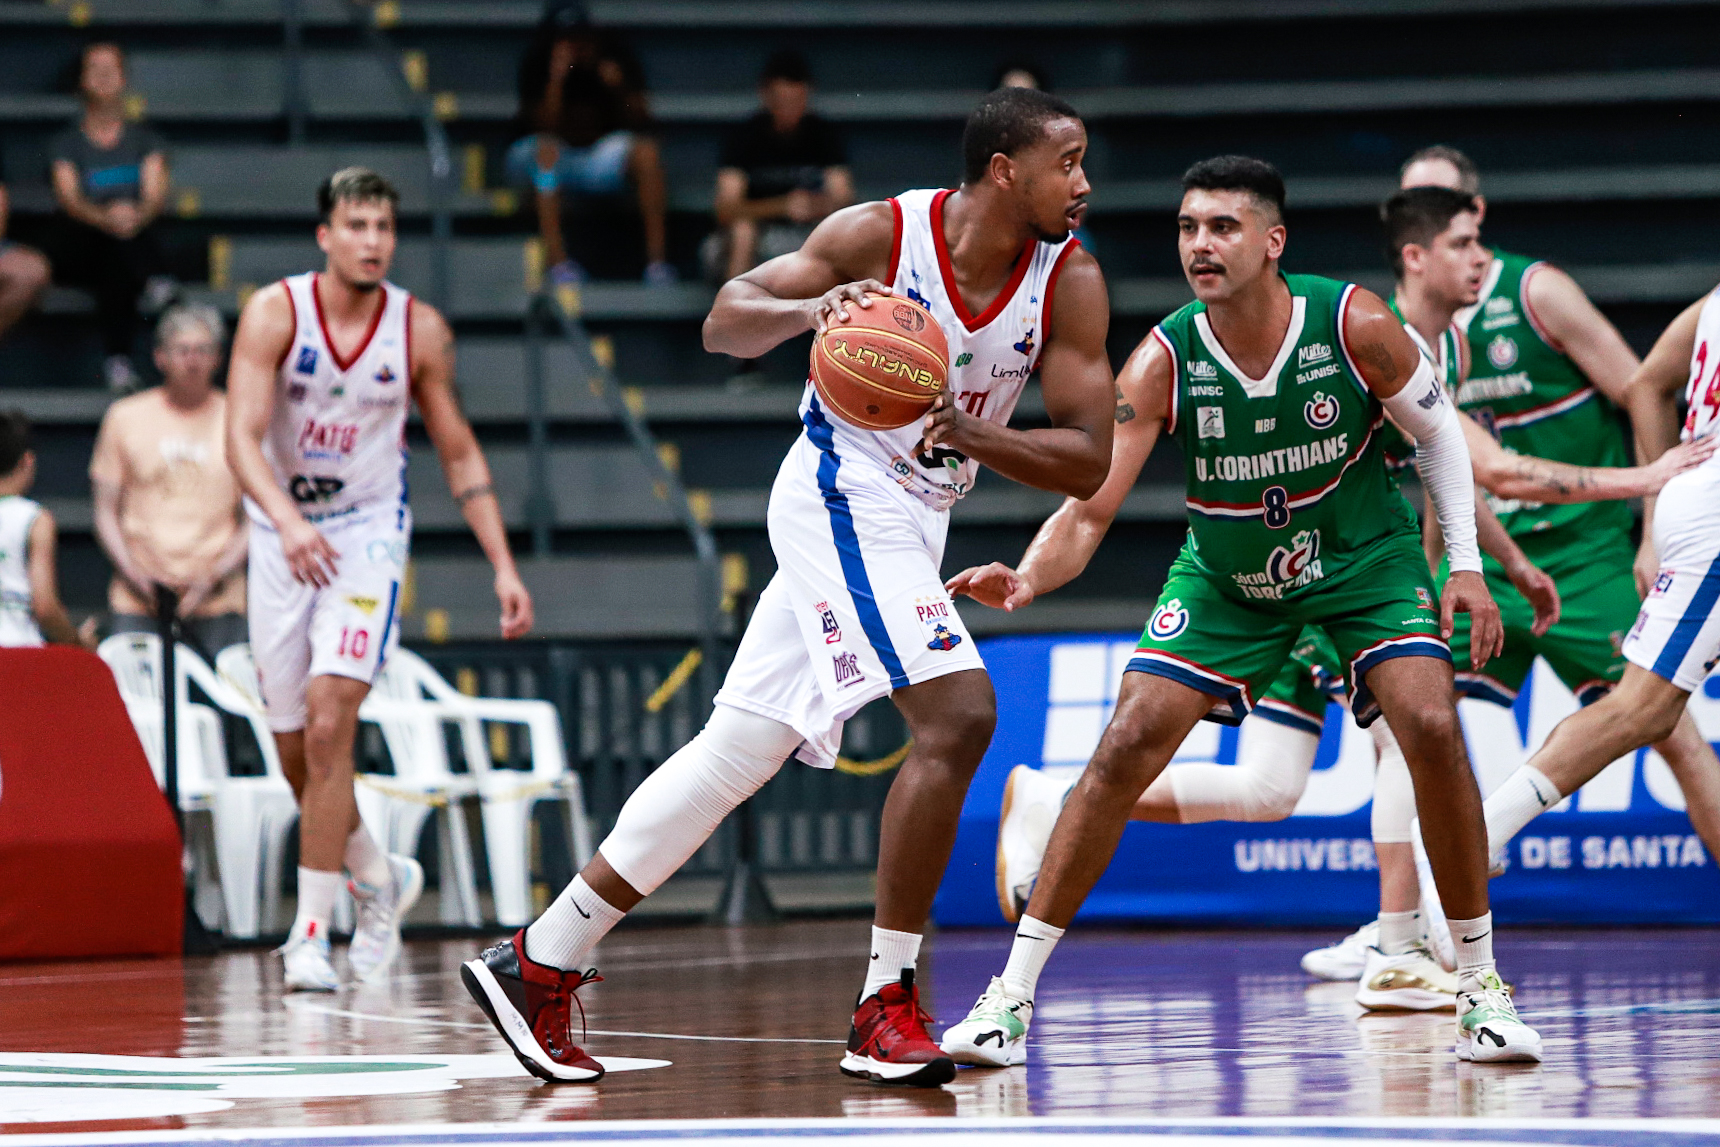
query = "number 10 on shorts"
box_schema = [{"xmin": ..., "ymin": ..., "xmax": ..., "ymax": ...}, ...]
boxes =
[{"xmin": 338, "ymin": 627, "xmax": 371, "ymax": 660}]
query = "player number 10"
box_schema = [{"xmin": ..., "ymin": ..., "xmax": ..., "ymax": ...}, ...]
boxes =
[{"xmin": 338, "ymin": 627, "xmax": 370, "ymax": 659}]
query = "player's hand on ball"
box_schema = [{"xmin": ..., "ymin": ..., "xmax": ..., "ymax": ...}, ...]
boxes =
[
  {"xmin": 1443, "ymin": 570, "xmax": 1503, "ymax": 668},
  {"xmin": 1504, "ymin": 559, "xmax": 1561, "ymax": 636},
  {"xmin": 946, "ymin": 563, "xmax": 1035, "ymax": 612},
  {"xmin": 496, "ymin": 568, "xmax": 534, "ymax": 640},
  {"xmin": 280, "ymin": 515, "xmax": 338, "ymax": 587},
  {"xmin": 806, "ymin": 280, "xmax": 892, "ymax": 333}
]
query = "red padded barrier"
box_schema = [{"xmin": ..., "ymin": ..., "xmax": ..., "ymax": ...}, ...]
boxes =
[{"xmin": 0, "ymin": 647, "xmax": 182, "ymax": 960}]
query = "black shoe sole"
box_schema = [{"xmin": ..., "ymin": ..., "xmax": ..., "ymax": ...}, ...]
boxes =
[
  {"xmin": 839, "ymin": 1056, "xmax": 957, "ymax": 1088},
  {"xmin": 460, "ymin": 962, "xmax": 604, "ymax": 1084}
]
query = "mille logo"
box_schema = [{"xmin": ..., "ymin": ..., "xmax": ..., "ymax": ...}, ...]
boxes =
[{"xmin": 827, "ymin": 338, "xmax": 939, "ymax": 388}]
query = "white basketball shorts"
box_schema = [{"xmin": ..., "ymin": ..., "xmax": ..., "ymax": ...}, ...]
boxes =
[
  {"xmin": 715, "ymin": 428, "xmax": 985, "ymax": 768},
  {"xmin": 247, "ymin": 506, "xmax": 410, "ymax": 732},
  {"xmin": 1623, "ymin": 465, "xmax": 1720, "ymax": 692}
]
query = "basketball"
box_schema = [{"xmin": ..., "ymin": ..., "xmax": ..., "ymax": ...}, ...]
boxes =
[{"xmin": 809, "ymin": 294, "xmax": 949, "ymax": 430}]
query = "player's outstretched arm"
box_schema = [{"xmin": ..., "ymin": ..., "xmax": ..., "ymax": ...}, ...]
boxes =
[
  {"xmin": 1523, "ymin": 263, "xmax": 1640, "ymax": 404},
  {"xmin": 702, "ymin": 201, "xmax": 895, "ymax": 360},
  {"xmin": 410, "ymin": 300, "xmax": 532, "ymax": 640},
  {"xmin": 1460, "ymin": 409, "xmax": 1714, "ymax": 503},
  {"xmin": 1345, "ymin": 289, "xmax": 1501, "ymax": 663},
  {"xmin": 226, "ymin": 282, "xmax": 339, "ymax": 587},
  {"xmin": 919, "ymin": 247, "xmax": 1113, "ymax": 499},
  {"xmin": 947, "ymin": 326, "xmax": 1166, "ymax": 612},
  {"xmin": 1625, "ymin": 296, "xmax": 1706, "ymax": 593}
]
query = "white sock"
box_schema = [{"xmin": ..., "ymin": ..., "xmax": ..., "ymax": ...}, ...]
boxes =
[
  {"xmin": 1483, "ymin": 766, "xmax": 1562, "ymax": 859},
  {"xmin": 1000, "ymin": 914, "xmax": 1065, "ymax": 1002},
  {"xmin": 344, "ymin": 825, "xmax": 392, "ymax": 894},
  {"xmin": 1448, "ymin": 912, "xmax": 1496, "ymax": 984},
  {"xmin": 1377, "ymin": 909, "xmax": 1421, "ymax": 956},
  {"xmin": 862, "ymin": 926, "xmax": 922, "ymax": 998},
  {"xmin": 291, "ymin": 867, "xmax": 344, "ymax": 943},
  {"xmin": 524, "ymin": 874, "xmax": 625, "ymax": 971}
]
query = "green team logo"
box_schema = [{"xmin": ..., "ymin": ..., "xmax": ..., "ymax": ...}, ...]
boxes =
[
  {"xmin": 1487, "ymin": 335, "xmax": 1519, "ymax": 370},
  {"xmin": 1147, "ymin": 597, "xmax": 1190, "ymax": 640},
  {"xmin": 954, "ymin": 352, "xmax": 972, "ymax": 367}
]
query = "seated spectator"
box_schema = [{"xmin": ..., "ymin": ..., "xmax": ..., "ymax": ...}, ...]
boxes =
[
  {"xmin": 0, "ymin": 155, "xmax": 51, "ymax": 345},
  {"xmin": 706, "ymin": 50, "xmax": 851, "ymax": 284},
  {"xmin": 43, "ymin": 42, "xmax": 173, "ymax": 392},
  {"xmin": 90, "ymin": 303, "xmax": 248, "ymax": 656},
  {"xmin": 0, "ymin": 411, "xmax": 90, "ymax": 648},
  {"xmin": 507, "ymin": 6, "xmax": 673, "ymax": 285}
]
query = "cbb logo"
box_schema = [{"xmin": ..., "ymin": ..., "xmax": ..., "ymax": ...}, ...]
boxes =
[
  {"xmin": 1303, "ymin": 390, "xmax": 1340, "ymax": 430},
  {"xmin": 1148, "ymin": 598, "xmax": 1190, "ymax": 641}
]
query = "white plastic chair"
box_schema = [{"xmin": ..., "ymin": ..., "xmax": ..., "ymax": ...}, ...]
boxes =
[
  {"xmin": 372, "ymin": 649, "xmax": 593, "ymax": 927},
  {"xmin": 99, "ymin": 634, "xmax": 299, "ymax": 937}
]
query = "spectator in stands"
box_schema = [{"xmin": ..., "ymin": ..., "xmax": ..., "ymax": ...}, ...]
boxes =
[
  {"xmin": 992, "ymin": 60, "xmax": 1052, "ymax": 92},
  {"xmin": 0, "ymin": 156, "xmax": 51, "ymax": 345},
  {"xmin": 89, "ymin": 303, "xmax": 248, "ymax": 655},
  {"xmin": 705, "ymin": 50, "xmax": 852, "ymax": 285},
  {"xmin": 508, "ymin": 6, "xmax": 674, "ymax": 286},
  {"xmin": 44, "ymin": 42, "xmax": 173, "ymax": 392},
  {"xmin": 0, "ymin": 411, "xmax": 90, "ymax": 648}
]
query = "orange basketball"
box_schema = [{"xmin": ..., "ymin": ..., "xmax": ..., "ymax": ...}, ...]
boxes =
[{"xmin": 809, "ymin": 293, "xmax": 949, "ymax": 431}]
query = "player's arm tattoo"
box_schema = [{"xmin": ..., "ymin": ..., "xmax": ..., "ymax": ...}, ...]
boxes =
[
  {"xmin": 454, "ymin": 483, "xmax": 496, "ymax": 505},
  {"xmin": 1353, "ymin": 340, "xmax": 1401, "ymax": 384},
  {"xmin": 1509, "ymin": 457, "xmax": 1591, "ymax": 497},
  {"xmin": 1114, "ymin": 384, "xmax": 1136, "ymax": 424}
]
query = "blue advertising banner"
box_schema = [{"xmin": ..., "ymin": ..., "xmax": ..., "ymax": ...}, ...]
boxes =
[{"xmin": 932, "ymin": 633, "xmax": 1720, "ymax": 928}]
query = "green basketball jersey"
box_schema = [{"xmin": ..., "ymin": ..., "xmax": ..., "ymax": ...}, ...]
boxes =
[
  {"xmin": 1155, "ymin": 273, "xmax": 1419, "ymax": 603},
  {"xmin": 1454, "ymin": 250, "xmax": 1631, "ymax": 561}
]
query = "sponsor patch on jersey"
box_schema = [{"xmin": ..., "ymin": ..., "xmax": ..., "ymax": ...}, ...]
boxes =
[
  {"xmin": 1650, "ymin": 571, "xmax": 1675, "ymax": 598},
  {"xmin": 833, "ymin": 650, "xmax": 865, "ymax": 688},
  {"xmin": 1254, "ymin": 417, "xmax": 1276, "ymax": 434},
  {"xmin": 374, "ymin": 363, "xmax": 397, "ymax": 384},
  {"xmin": 346, "ymin": 595, "xmax": 379, "ymax": 616},
  {"xmin": 1232, "ymin": 531, "xmax": 1324, "ymax": 600},
  {"xmin": 954, "ymin": 352, "xmax": 972, "ymax": 367},
  {"xmin": 1013, "ymin": 328, "xmax": 1035, "ymax": 357},
  {"xmin": 1487, "ymin": 334, "xmax": 1519, "ymax": 370},
  {"xmin": 1297, "ymin": 342, "xmax": 1332, "ymax": 368},
  {"xmin": 1147, "ymin": 598, "xmax": 1190, "ymax": 641},
  {"xmin": 295, "ymin": 346, "xmax": 319, "ymax": 375},
  {"xmin": 1197, "ymin": 406, "xmax": 1226, "ymax": 439},
  {"xmin": 1189, "ymin": 384, "xmax": 1225, "ymax": 397},
  {"xmin": 1303, "ymin": 391, "xmax": 1340, "ymax": 430},
  {"xmin": 1415, "ymin": 586, "xmax": 1436, "ymax": 612},
  {"xmin": 1481, "ymin": 296, "xmax": 1520, "ymax": 331},
  {"xmin": 1188, "ymin": 361, "xmax": 1219, "ymax": 380},
  {"xmin": 914, "ymin": 598, "xmax": 963, "ymax": 652},
  {"xmin": 1296, "ymin": 362, "xmax": 1341, "ymax": 386},
  {"xmin": 815, "ymin": 600, "xmax": 842, "ymax": 645},
  {"xmin": 926, "ymin": 622, "xmax": 963, "ymax": 652}
]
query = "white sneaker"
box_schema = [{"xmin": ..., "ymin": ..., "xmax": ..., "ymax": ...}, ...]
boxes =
[
  {"xmin": 1456, "ymin": 969, "xmax": 1543, "ymax": 1063},
  {"xmin": 348, "ymin": 854, "xmax": 424, "ymax": 983},
  {"xmin": 996, "ymin": 765, "xmax": 1075, "ymax": 923},
  {"xmin": 280, "ymin": 932, "xmax": 339, "ymax": 992},
  {"xmin": 1300, "ymin": 919, "xmax": 1378, "ymax": 981},
  {"xmin": 1355, "ymin": 944, "xmax": 1459, "ymax": 1011},
  {"xmin": 940, "ymin": 976, "xmax": 1032, "ymax": 1067},
  {"xmin": 1409, "ymin": 819, "xmax": 1457, "ymax": 972}
]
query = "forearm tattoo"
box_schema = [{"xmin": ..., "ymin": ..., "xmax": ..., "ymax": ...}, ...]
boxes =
[{"xmin": 454, "ymin": 483, "xmax": 496, "ymax": 505}]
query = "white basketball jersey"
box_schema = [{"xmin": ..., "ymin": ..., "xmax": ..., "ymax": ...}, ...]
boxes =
[
  {"xmin": 799, "ymin": 187, "xmax": 1080, "ymax": 510},
  {"xmin": 0, "ymin": 495, "xmax": 43, "ymax": 647},
  {"xmin": 1684, "ymin": 284, "xmax": 1720, "ymax": 475},
  {"xmin": 250, "ymin": 272, "xmax": 411, "ymax": 526}
]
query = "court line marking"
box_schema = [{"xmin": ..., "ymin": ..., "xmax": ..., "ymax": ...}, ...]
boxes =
[{"xmin": 287, "ymin": 1002, "xmax": 845, "ymax": 1045}]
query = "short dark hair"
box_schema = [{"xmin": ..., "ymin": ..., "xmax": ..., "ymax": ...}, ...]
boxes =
[
  {"xmin": 1401, "ymin": 145, "xmax": 1480, "ymax": 195},
  {"xmin": 1381, "ymin": 186, "xmax": 1479, "ymax": 277},
  {"xmin": 962, "ymin": 87, "xmax": 1080, "ymax": 184},
  {"xmin": 0, "ymin": 410, "xmax": 32, "ymax": 478},
  {"xmin": 760, "ymin": 48, "xmax": 811, "ymax": 85},
  {"xmin": 317, "ymin": 167, "xmax": 400, "ymax": 223},
  {"xmin": 1181, "ymin": 155, "xmax": 1286, "ymax": 223}
]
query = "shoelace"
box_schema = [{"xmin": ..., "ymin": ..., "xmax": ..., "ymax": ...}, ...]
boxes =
[
  {"xmin": 1467, "ymin": 984, "xmax": 1519, "ymax": 1022},
  {"xmin": 546, "ymin": 968, "xmax": 604, "ymax": 1045},
  {"xmin": 879, "ymin": 990, "xmax": 938, "ymax": 1042}
]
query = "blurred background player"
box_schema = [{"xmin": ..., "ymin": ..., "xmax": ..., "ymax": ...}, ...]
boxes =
[
  {"xmin": 90, "ymin": 303, "xmax": 248, "ymax": 655},
  {"xmin": 43, "ymin": 42, "xmax": 172, "ymax": 391},
  {"xmin": 460, "ymin": 87, "xmax": 1113, "ymax": 1088},
  {"xmin": 0, "ymin": 156, "xmax": 51, "ymax": 346},
  {"xmin": 225, "ymin": 168, "xmax": 534, "ymax": 992},
  {"xmin": 0, "ymin": 411, "xmax": 91, "ymax": 648}
]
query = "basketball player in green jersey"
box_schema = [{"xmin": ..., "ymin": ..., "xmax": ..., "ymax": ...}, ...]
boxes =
[
  {"xmin": 1400, "ymin": 147, "xmax": 1720, "ymax": 891},
  {"xmin": 941, "ymin": 155, "xmax": 1543, "ymax": 1066}
]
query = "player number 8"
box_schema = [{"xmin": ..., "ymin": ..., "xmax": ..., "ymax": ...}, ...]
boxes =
[{"xmin": 1262, "ymin": 486, "xmax": 1290, "ymax": 529}]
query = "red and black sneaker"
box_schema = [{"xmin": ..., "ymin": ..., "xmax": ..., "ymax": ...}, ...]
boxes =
[
  {"xmin": 461, "ymin": 930, "xmax": 605, "ymax": 1082},
  {"xmin": 840, "ymin": 969, "xmax": 956, "ymax": 1087}
]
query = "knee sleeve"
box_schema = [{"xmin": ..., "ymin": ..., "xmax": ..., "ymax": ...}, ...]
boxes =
[
  {"xmin": 1370, "ymin": 718, "xmax": 1417, "ymax": 844},
  {"xmin": 599, "ymin": 704, "xmax": 801, "ymax": 896},
  {"xmin": 1168, "ymin": 715, "xmax": 1319, "ymax": 823}
]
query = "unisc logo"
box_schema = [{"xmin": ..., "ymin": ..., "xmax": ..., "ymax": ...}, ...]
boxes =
[
  {"xmin": 1303, "ymin": 391, "xmax": 1340, "ymax": 430},
  {"xmin": 1148, "ymin": 598, "xmax": 1190, "ymax": 640}
]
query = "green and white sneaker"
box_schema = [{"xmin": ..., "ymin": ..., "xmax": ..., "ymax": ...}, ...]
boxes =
[
  {"xmin": 1456, "ymin": 970, "xmax": 1543, "ymax": 1063},
  {"xmin": 940, "ymin": 976, "xmax": 1032, "ymax": 1067}
]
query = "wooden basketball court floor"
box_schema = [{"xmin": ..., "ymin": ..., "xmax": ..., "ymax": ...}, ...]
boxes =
[{"xmin": 4, "ymin": 920, "xmax": 1720, "ymax": 1146}]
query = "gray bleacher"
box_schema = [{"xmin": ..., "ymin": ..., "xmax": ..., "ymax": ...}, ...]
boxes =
[{"xmin": 3, "ymin": 0, "xmax": 1717, "ymax": 638}]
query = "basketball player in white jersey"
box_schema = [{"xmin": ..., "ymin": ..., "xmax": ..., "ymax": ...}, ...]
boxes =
[
  {"xmin": 461, "ymin": 88, "xmax": 1114, "ymax": 1087},
  {"xmin": 226, "ymin": 169, "xmax": 533, "ymax": 992},
  {"xmin": 0, "ymin": 411, "xmax": 86, "ymax": 648}
]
